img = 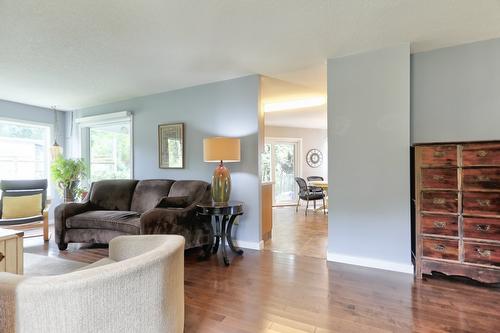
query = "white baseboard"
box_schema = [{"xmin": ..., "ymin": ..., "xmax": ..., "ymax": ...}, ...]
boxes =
[
  {"xmin": 327, "ymin": 252, "xmax": 414, "ymax": 274},
  {"xmin": 233, "ymin": 240, "xmax": 264, "ymax": 250}
]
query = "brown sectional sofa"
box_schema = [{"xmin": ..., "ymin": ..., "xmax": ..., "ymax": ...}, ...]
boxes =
[{"xmin": 54, "ymin": 179, "xmax": 213, "ymax": 252}]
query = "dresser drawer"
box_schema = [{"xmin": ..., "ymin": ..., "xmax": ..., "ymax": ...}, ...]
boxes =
[
  {"xmin": 464, "ymin": 242, "xmax": 500, "ymax": 267},
  {"xmin": 421, "ymin": 168, "xmax": 458, "ymax": 190},
  {"xmin": 421, "ymin": 191, "xmax": 458, "ymax": 213},
  {"xmin": 462, "ymin": 168, "xmax": 500, "ymax": 191},
  {"xmin": 420, "ymin": 145, "xmax": 457, "ymax": 167},
  {"xmin": 463, "ymin": 217, "xmax": 500, "ymax": 241},
  {"xmin": 463, "ymin": 192, "xmax": 500, "ymax": 217},
  {"xmin": 463, "ymin": 143, "xmax": 500, "ymax": 166},
  {"xmin": 422, "ymin": 238, "xmax": 459, "ymax": 261},
  {"xmin": 421, "ymin": 214, "xmax": 458, "ymax": 236}
]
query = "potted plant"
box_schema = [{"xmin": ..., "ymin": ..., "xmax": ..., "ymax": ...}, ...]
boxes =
[{"xmin": 50, "ymin": 156, "xmax": 87, "ymax": 202}]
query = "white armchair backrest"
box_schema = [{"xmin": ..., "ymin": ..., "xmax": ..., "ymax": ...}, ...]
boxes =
[{"xmin": 0, "ymin": 235, "xmax": 185, "ymax": 333}]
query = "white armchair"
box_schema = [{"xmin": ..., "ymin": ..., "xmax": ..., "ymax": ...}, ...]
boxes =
[{"xmin": 0, "ymin": 235, "xmax": 185, "ymax": 333}]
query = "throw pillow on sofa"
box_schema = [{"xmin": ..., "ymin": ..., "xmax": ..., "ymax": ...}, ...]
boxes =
[{"xmin": 156, "ymin": 196, "xmax": 191, "ymax": 208}]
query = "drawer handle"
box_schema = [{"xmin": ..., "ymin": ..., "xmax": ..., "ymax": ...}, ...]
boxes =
[
  {"xmin": 476, "ymin": 175, "xmax": 491, "ymax": 182},
  {"xmin": 435, "ymin": 244, "xmax": 446, "ymax": 252},
  {"xmin": 477, "ymin": 199, "xmax": 491, "ymax": 207},
  {"xmin": 476, "ymin": 224, "xmax": 491, "ymax": 232},
  {"xmin": 0, "ymin": 252, "xmax": 3, "ymax": 262},
  {"xmin": 433, "ymin": 221, "xmax": 447, "ymax": 228},
  {"xmin": 433, "ymin": 151, "xmax": 446, "ymax": 158},
  {"xmin": 433, "ymin": 198, "xmax": 446, "ymax": 205},
  {"xmin": 432, "ymin": 175, "xmax": 445, "ymax": 181},
  {"xmin": 476, "ymin": 150, "xmax": 488, "ymax": 157},
  {"xmin": 476, "ymin": 248, "xmax": 491, "ymax": 257}
]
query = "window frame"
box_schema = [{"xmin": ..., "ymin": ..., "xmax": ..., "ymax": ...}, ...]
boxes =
[
  {"xmin": 0, "ymin": 116, "xmax": 54, "ymax": 188},
  {"xmin": 76, "ymin": 111, "xmax": 134, "ymax": 185}
]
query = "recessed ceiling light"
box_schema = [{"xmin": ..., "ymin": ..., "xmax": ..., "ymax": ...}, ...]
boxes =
[{"xmin": 264, "ymin": 96, "xmax": 326, "ymax": 112}]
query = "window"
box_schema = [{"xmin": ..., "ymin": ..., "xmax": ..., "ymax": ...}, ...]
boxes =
[
  {"xmin": 0, "ymin": 119, "xmax": 51, "ymax": 181},
  {"xmin": 89, "ymin": 122, "xmax": 131, "ymax": 182},
  {"xmin": 77, "ymin": 112, "xmax": 133, "ymax": 183}
]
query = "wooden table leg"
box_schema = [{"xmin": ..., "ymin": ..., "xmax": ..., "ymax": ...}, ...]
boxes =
[
  {"xmin": 220, "ymin": 216, "xmax": 229, "ymax": 266},
  {"xmin": 226, "ymin": 215, "xmax": 244, "ymax": 255},
  {"xmin": 213, "ymin": 216, "xmax": 221, "ymax": 254},
  {"xmin": 43, "ymin": 209, "xmax": 50, "ymax": 241}
]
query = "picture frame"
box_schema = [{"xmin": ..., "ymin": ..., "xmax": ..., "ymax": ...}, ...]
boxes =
[{"xmin": 158, "ymin": 123, "xmax": 184, "ymax": 169}]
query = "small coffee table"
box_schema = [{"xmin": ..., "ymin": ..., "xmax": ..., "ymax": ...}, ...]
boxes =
[
  {"xmin": 0, "ymin": 228, "xmax": 24, "ymax": 274},
  {"xmin": 196, "ymin": 201, "xmax": 244, "ymax": 266}
]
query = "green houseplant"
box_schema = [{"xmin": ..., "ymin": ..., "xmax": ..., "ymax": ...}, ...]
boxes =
[{"xmin": 50, "ymin": 156, "xmax": 87, "ymax": 202}]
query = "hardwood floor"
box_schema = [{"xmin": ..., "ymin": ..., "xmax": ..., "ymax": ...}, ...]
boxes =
[
  {"xmin": 22, "ymin": 228, "xmax": 500, "ymax": 333},
  {"xmin": 264, "ymin": 206, "xmax": 328, "ymax": 259}
]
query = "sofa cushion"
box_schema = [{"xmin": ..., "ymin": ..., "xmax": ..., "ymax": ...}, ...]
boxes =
[
  {"xmin": 168, "ymin": 180, "xmax": 210, "ymax": 202},
  {"xmin": 66, "ymin": 210, "xmax": 141, "ymax": 234},
  {"xmin": 130, "ymin": 179, "xmax": 175, "ymax": 213},
  {"xmin": 89, "ymin": 180, "xmax": 139, "ymax": 211}
]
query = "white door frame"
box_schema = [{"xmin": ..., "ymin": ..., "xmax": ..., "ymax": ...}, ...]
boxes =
[{"xmin": 265, "ymin": 137, "xmax": 303, "ymax": 206}]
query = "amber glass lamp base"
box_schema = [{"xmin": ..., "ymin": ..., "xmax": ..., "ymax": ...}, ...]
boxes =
[{"xmin": 211, "ymin": 161, "xmax": 231, "ymax": 204}]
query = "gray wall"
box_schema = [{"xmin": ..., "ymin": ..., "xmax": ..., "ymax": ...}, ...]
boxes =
[
  {"xmin": 412, "ymin": 38, "xmax": 500, "ymax": 143},
  {"xmin": 327, "ymin": 45, "xmax": 412, "ymax": 273},
  {"xmin": 0, "ymin": 99, "xmax": 67, "ymax": 216},
  {"xmin": 265, "ymin": 126, "xmax": 328, "ymax": 181},
  {"xmin": 76, "ymin": 75, "xmax": 261, "ymax": 246}
]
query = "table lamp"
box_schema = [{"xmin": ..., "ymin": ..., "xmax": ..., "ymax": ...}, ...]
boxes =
[{"xmin": 203, "ymin": 137, "xmax": 240, "ymax": 203}]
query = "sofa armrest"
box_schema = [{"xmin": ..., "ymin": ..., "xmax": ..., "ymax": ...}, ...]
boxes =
[{"xmin": 54, "ymin": 201, "xmax": 93, "ymax": 246}]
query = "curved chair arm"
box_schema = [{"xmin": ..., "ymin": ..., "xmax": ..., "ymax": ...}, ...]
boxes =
[
  {"xmin": 0, "ymin": 272, "xmax": 25, "ymax": 333},
  {"xmin": 109, "ymin": 234, "xmax": 185, "ymax": 262}
]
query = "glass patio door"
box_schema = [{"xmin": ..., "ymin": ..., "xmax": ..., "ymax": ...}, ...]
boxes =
[{"xmin": 262, "ymin": 138, "xmax": 301, "ymax": 205}]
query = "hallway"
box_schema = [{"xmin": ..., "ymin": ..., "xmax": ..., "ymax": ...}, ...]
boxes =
[{"xmin": 263, "ymin": 206, "xmax": 328, "ymax": 259}]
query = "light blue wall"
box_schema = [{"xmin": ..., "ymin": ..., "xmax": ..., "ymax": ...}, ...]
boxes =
[
  {"xmin": 411, "ymin": 37, "xmax": 500, "ymax": 143},
  {"xmin": 0, "ymin": 99, "xmax": 67, "ymax": 215},
  {"xmin": 75, "ymin": 75, "xmax": 261, "ymax": 245},
  {"xmin": 327, "ymin": 45, "xmax": 412, "ymax": 273}
]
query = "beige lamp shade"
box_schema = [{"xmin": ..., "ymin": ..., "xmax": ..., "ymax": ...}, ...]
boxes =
[{"xmin": 203, "ymin": 137, "xmax": 241, "ymax": 162}]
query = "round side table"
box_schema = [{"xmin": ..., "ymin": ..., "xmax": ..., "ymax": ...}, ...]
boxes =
[{"xmin": 196, "ymin": 201, "xmax": 244, "ymax": 266}]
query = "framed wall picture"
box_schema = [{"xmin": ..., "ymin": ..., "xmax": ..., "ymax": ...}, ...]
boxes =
[{"xmin": 158, "ymin": 123, "xmax": 184, "ymax": 168}]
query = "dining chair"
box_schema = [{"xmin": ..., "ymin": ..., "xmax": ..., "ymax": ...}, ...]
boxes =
[
  {"xmin": 306, "ymin": 176, "xmax": 324, "ymax": 194},
  {"xmin": 294, "ymin": 177, "xmax": 326, "ymax": 215},
  {"xmin": 306, "ymin": 176, "xmax": 324, "ymax": 181}
]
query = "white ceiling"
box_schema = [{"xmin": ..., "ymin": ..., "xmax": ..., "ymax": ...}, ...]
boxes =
[
  {"xmin": 261, "ymin": 76, "xmax": 327, "ymax": 129},
  {"xmin": 1, "ymin": 0, "xmax": 500, "ymax": 110}
]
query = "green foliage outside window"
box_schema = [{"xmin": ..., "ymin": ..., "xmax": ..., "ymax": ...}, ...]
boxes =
[{"xmin": 89, "ymin": 125, "xmax": 130, "ymax": 182}]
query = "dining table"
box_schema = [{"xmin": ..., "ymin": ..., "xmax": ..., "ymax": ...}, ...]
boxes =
[{"xmin": 308, "ymin": 180, "xmax": 328, "ymax": 211}]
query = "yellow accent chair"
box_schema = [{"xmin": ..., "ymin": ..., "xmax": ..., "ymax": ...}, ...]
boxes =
[{"xmin": 0, "ymin": 179, "xmax": 49, "ymax": 241}]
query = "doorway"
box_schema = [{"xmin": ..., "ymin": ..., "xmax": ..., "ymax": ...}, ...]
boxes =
[
  {"xmin": 259, "ymin": 71, "xmax": 328, "ymax": 259},
  {"xmin": 262, "ymin": 138, "xmax": 302, "ymax": 206}
]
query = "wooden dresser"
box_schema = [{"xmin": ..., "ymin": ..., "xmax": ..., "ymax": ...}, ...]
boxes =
[{"xmin": 414, "ymin": 141, "xmax": 500, "ymax": 283}]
